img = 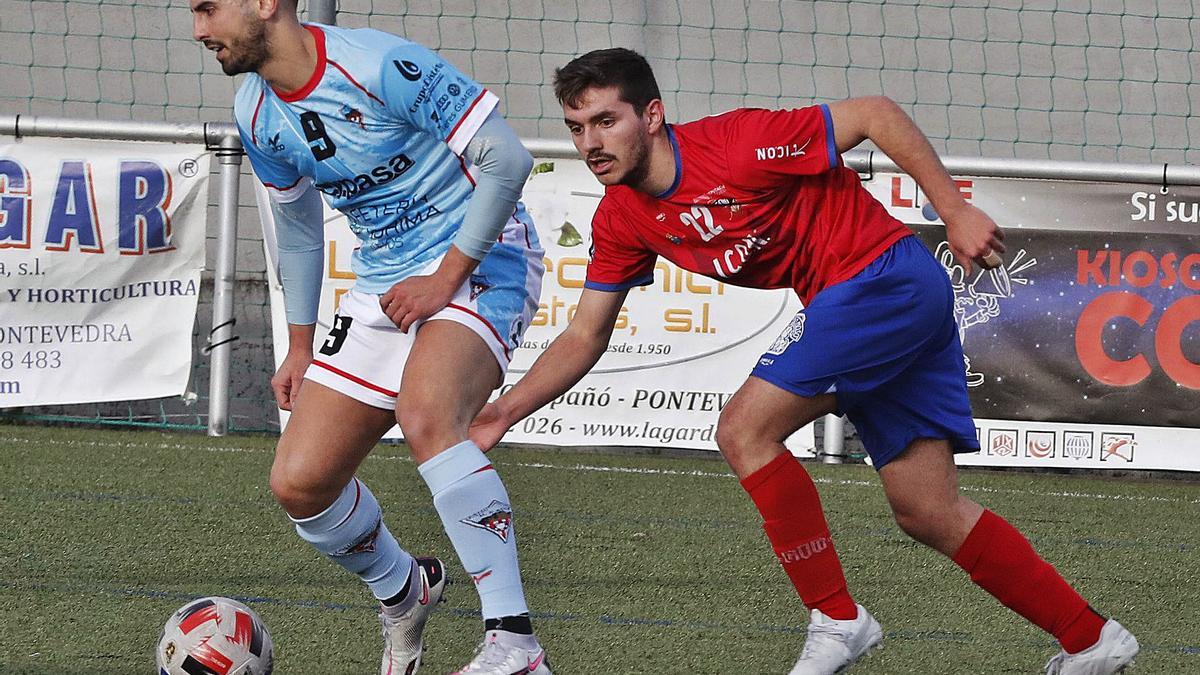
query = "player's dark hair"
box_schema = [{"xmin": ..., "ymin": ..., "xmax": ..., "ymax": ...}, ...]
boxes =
[{"xmin": 554, "ymin": 48, "xmax": 661, "ymax": 114}]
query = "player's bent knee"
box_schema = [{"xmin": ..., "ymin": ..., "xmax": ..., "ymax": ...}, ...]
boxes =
[
  {"xmin": 713, "ymin": 416, "xmax": 746, "ymax": 459},
  {"xmin": 715, "ymin": 403, "xmax": 767, "ymax": 453},
  {"xmin": 268, "ymin": 462, "xmax": 341, "ymax": 518},
  {"xmin": 713, "ymin": 417, "xmax": 773, "ymax": 474},
  {"xmin": 396, "ymin": 404, "xmax": 467, "ymax": 457},
  {"xmin": 892, "ymin": 506, "xmax": 948, "ymax": 548}
]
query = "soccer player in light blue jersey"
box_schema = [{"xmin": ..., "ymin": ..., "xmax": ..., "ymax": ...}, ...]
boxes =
[{"xmin": 192, "ymin": 1, "xmax": 551, "ymax": 673}]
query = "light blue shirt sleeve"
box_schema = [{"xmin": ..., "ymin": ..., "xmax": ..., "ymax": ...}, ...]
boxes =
[
  {"xmin": 270, "ymin": 183, "xmax": 325, "ymax": 325},
  {"xmin": 453, "ymin": 110, "xmax": 534, "ymax": 260},
  {"xmin": 237, "ymin": 118, "xmax": 305, "ymax": 198}
]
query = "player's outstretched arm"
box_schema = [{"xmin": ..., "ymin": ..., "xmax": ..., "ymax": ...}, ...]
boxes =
[
  {"xmin": 470, "ymin": 287, "xmax": 628, "ymax": 451},
  {"xmin": 825, "ymin": 96, "xmax": 1005, "ymax": 272}
]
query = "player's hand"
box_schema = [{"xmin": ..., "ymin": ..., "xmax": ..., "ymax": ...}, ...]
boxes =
[
  {"xmin": 942, "ymin": 202, "xmax": 1006, "ymax": 273},
  {"xmin": 271, "ymin": 350, "xmax": 312, "ymax": 411},
  {"xmin": 469, "ymin": 402, "xmax": 513, "ymax": 453},
  {"xmin": 380, "ymin": 274, "xmax": 458, "ymax": 332}
]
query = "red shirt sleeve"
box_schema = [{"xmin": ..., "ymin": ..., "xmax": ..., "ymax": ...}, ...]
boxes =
[
  {"xmin": 584, "ymin": 199, "xmax": 657, "ymax": 291},
  {"xmin": 725, "ymin": 105, "xmax": 840, "ymax": 187}
]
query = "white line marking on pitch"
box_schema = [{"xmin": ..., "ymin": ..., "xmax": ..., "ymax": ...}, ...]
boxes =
[{"xmin": 4, "ymin": 435, "xmax": 1198, "ymax": 505}]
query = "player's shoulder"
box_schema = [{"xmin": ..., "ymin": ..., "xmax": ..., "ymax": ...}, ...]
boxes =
[
  {"xmin": 320, "ymin": 23, "xmax": 442, "ymax": 66},
  {"xmin": 593, "ymin": 186, "xmax": 650, "ymax": 228},
  {"xmin": 680, "ymin": 107, "xmax": 755, "ymax": 130},
  {"xmin": 592, "ymin": 190, "xmax": 623, "ymax": 224},
  {"xmin": 316, "ymin": 23, "xmax": 411, "ymax": 54},
  {"xmin": 316, "ymin": 24, "xmax": 424, "ymax": 84},
  {"xmin": 597, "ymin": 185, "xmax": 642, "ymax": 209},
  {"xmin": 670, "ymin": 108, "xmax": 765, "ymax": 149},
  {"xmin": 233, "ymin": 74, "xmax": 269, "ymax": 125},
  {"xmin": 689, "ymin": 106, "xmax": 823, "ymax": 130}
]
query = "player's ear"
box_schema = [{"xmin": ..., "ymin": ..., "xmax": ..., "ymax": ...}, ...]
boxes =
[
  {"xmin": 256, "ymin": 0, "xmax": 291, "ymax": 21},
  {"xmin": 643, "ymin": 98, "xmax": 666, "ymax": 134}
]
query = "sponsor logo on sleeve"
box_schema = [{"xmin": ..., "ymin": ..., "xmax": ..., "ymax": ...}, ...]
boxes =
[
  {"xmin": 394, "ymin": 59, "xmax": 422, "ymax": 81},
  {"xmin": 754, "ymin": 139, "xmax": 811, "ymax": 160}
]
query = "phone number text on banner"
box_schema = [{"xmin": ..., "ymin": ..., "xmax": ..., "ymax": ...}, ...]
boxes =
[{"xmin": 0, "ymin": 137, "xmax": 210, "ymax": 407}]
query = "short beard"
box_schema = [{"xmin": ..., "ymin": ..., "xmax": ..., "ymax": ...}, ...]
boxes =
[
  {"xmin": 219, "ymin": 17, "xmax": 269, "ymax": 76},
  {"xmin": 615, "ymin": 130, "xmax": 651, "ymax": 189}
]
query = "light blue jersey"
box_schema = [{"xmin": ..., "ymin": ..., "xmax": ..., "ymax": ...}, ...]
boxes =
[{"xmin": 234, "ymin": 23, "xmax": 532, "ymax": 294}]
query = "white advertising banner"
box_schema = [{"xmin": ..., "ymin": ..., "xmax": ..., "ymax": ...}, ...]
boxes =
[
  {"xmin": 0, "ymin": 137, "xmax": 210, "ymax": 407},
  {"xmin": 259, "ymin": 159, "xmax": 815, "ymax": 454}
]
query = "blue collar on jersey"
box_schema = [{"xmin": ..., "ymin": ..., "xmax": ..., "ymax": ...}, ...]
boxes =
[{"xmin": 654, "ymin": 124, "xmax": 683, "ymax": 199}]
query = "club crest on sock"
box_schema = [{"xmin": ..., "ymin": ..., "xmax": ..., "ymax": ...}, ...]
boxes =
[
  {"xmin": 333, "ymin": 518, "xmax": 382, "ymax": 556},
  {"xmin": 460, "ymin": 500, "xmax": 513, "ymax": 542}
]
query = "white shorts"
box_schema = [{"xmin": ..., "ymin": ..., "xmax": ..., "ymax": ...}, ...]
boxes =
[{"xmin": 305, "ymin": 242, "xmax": 544, "ymax": 410}]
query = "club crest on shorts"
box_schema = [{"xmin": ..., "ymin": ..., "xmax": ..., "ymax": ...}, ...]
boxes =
[
  {"xmin": 469, "ymin": 274, "xmax": 492, "ymax": 301},
  {"xmin": 766, "ymin": 313, "xmax": 806, "ymax": 355},
  {"xmin": 460, "ymin": 500, "xmax": 513, "ymax": 542}
]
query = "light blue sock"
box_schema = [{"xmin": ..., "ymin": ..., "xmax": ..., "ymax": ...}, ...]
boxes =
[
  {"xmin": 419, "ymin": 440, "xmax": 529, "ymax": 619},
  {"xmin": 291, "ymin": 477, "xmax": 416, "ymax": 602}
]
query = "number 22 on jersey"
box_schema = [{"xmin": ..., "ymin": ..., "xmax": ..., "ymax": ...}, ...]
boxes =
[{"xmin": 679, "ymin": 205, "xmax": 723, "ymax": 242}]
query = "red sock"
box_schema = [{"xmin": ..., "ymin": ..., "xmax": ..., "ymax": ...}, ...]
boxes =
[
  {"xmin": 953, "ymin": 509, "xmax": 1105, "ymax": 653},
  {"xmin": 740, "ymin": 452, "xmax": 857, "ymax": 620}
]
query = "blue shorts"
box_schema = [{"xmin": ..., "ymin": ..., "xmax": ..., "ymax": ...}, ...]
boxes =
[{"xmin": 751, "ymin": 235, "xmax": 980, "ymax": 469}]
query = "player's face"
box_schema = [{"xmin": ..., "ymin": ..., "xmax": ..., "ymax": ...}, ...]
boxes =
[
  {"xmin": 563, "ymin": 86, "xmax": 652, "ymax": 188},
  {"xmin": 191, "ymin": 0, "xmax": 268, "ymax": 76}
]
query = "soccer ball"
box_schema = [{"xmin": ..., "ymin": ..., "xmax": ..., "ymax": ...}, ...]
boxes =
[{"xmin": 156, "ymin": 597, "xmax": 274, "ymax": 675}]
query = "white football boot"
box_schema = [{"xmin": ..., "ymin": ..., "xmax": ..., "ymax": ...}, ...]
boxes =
[
  {"xmin": 379, "ymin": 557, "xmax": 447, "ymax": 675},
  {"xmin": 788, "ymin": 604, "xmax": 883, "ymax": 675},
  {"xmin": 1045, "ymin": 619, "xmax": 1139, "ymax": 675},
  {"xmin": 452, "ymin": 630, "xmax": 552, "ymax": 675}
]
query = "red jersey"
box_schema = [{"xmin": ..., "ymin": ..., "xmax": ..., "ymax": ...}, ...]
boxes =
[{"xmin": 584, "ymin": 105, "xmax": 912, "ymax": 304}]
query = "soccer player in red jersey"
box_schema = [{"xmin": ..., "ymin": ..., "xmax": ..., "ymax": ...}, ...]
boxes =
[{"xmin": 471, "ymin": 48, "xmax": 1139, "ymax": 674}]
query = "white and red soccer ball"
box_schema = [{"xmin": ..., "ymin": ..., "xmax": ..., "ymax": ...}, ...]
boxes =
[{"xmin": 156, "ymin": 597, "xmax": 274, "ymax": 675}]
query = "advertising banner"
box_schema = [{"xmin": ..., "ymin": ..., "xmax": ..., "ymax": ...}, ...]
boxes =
[
  {"xmin": 866, "ymin": 173, "xmax": 1200, "ymax": 471},
  {"xmin": 0, "ymin": 137, "xmax": 210, "ymax": 407},
  {"xmin": 261, "ymin": 158, "xmax": 1199, "ymax": 469}
]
